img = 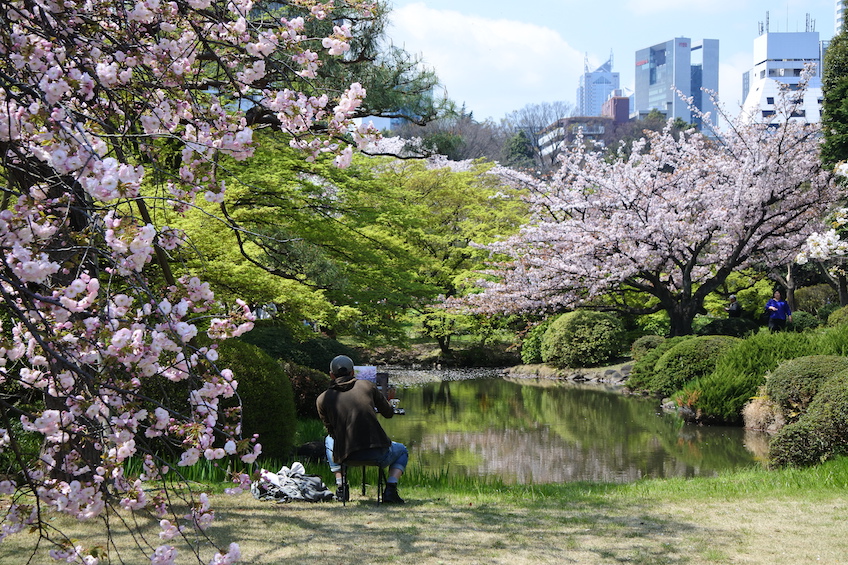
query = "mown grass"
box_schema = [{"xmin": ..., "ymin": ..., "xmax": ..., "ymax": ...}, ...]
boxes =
[{"xmin": 5, "ymin": 458, "xmax": 848, "ymax": 564}]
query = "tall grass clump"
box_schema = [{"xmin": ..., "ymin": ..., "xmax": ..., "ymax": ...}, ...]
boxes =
[{"xmin": 681, "ymin": 330, "xmax": 817, "ymax": 423}]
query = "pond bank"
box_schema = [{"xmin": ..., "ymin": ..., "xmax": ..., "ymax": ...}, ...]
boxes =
[{"xmin": 506, "ymin": 360, "xmax": 633, "ymax": 385}]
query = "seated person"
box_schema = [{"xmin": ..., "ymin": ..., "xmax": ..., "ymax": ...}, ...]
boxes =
[{"xmin": 317, "ymin": 355, "xmax": 408, "ymax": 503}]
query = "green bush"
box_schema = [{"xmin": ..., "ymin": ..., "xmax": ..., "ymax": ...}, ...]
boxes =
[
  {"xmin": 818, "ymin": 302, "xmax": 840, "ymax": 322},
  {"xmin": 769, "ymin": 371, "xmax": 848, "ymax": 468},
  {"xmin": 217, "ymin": 339, "xmax": 297, "ymax": 459},
  {"xmin": 795, "ymin": 284, "xmax": 838, "ymax": 317},
  {"xmin": 283, "ymin": 362, "xmax": 331, "ymax": 419},
  {"xmin": 540, "ymin": 310, "xmax": 625, "ymax": 368},
  {"xmin": 764, "ymin": 355, "xmax": 848, "ymax": 421},
  {"xmin": 695, "ymin": 317, "xmax": 758, "ymax": 337},
  {"xmin": 521, "ymin": 320, "xmax": 552, "ymax": 364},
  {"xmin": 789, "ymin": 311, "xmax": 821, "ymax": 332},
  {"xmin": 239, "ymin": 319, "xmax": 358, "ymax": 371},
  {"xmin": 448, "ymin": 343, "xmax": 521, "ymax": 367},
  {"xmin": 630, "ymin": 335, "xmax": 666, "ymax": 362},
  {"xmin": 649, "ymin": 336, "xmax": 740, "ymax": 397},
  {"xmin": 625, "ymin": 336, "xmax": 693, "ymax": 393},
  {"xmin": 679, "ymin": 329, "xmax": 818, "ymax": 424},
  {"xmin": 827, "ymin": 305, "xmax": 848, "ymax": 327}
]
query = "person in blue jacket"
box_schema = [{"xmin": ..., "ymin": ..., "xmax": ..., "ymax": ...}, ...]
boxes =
[{"xmin": 765, "ymin": 290, "xmax": 792, "ymax": 331}]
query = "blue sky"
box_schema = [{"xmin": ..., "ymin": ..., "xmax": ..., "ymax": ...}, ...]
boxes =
[{"xmin": 386, "ymin": 0, "xmax": 838, "ymax": 122}]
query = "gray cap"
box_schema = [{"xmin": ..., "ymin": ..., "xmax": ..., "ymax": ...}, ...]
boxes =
[
  {"xmin": 729, "ymin": 295, "xmax": 736, "ymax": 300},
  {"xmin": 330, "ymin": 355, "xmax": 354, "ymax": 377}
]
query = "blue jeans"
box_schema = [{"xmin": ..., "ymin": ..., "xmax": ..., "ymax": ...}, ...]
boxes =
[{"xmin": 324, "ymin": 435, "xmax": 408, "ymax": 473}]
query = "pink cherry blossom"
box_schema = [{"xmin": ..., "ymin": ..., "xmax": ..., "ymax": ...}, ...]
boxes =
[{"xmin": 458, "ymin": 83, "xmax": 838, "ymax": 336}]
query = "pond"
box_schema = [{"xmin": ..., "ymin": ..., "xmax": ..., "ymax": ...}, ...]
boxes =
[{"xmin": 380, "ymin": 369, "xmax": 768, "ymax": 484}]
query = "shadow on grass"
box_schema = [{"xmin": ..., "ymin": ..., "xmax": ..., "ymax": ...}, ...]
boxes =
[{"xmin": 206, "ymin": 487, "xmax": 716, "ymax": 565}]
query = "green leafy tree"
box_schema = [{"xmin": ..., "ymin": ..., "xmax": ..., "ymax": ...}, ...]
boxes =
[
  {"xmin": 164, "ymin": 133, "xmax": 433, "ymax": 343},
  {"xmin": 502, "ymin": 130, "xmax": 536, "ymax": 170},
  {"xmin": 372, "ymin": 158, "xmax": 530, "ymax": 352},
  {"xmin": 822, "ymin": 19, "xmax": 848, "ymax": 168}
]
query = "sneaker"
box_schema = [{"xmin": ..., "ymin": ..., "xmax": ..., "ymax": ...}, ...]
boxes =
[
  {"xmin": 382, "ymin": 484, "xmax": 404, "ymax": 504},
  {"xmin": 336, "ymin": 483, "xmax": 349, "ymax": 502}
]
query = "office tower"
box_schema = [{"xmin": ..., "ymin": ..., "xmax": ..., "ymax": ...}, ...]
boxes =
[
  {"xmin": 576, "ymin": 54, "xmax": 620, "ymax": 117},
  {"xmin": 837, "ymin": 0, "xmax": 846, "ymax": 34},
  {"xmin": 633, "ymin": 38, "xmax": 719, "ymax": 129}
]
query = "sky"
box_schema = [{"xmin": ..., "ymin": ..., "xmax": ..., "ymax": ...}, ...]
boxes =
[{"xmin": 385, "ymin": 0, "xmax": 838, "ymax": 122}]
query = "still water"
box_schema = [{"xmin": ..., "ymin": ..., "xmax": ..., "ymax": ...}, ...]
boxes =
[{"xmin": 380, "ymin": 370, "xmax": 768, "ymax": 484}]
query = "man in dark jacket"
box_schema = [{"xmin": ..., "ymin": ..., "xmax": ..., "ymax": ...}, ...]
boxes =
[{"xmin": 317, "ymin": 355, "xmax": 408, "ymax": 503}]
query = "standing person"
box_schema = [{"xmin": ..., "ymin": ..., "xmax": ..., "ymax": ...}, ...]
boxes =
[
  {"xmin": 725, "ymin": 294, "xmax": 742, "ymax": 318},
  {"xmin": 765, "ymin": 290, "xmax": 792, "ymax": 331},
  {"xmin": 317, "ymin": 355, "xmax": 408, "ymax": 504}
]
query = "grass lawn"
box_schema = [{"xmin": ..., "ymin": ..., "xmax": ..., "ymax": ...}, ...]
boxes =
[{"xmin": 4, "ymin": 458, "xmax": 848, "ymax": 564}]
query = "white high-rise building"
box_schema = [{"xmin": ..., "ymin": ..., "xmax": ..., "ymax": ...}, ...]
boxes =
[
  {"xmin": 740, "ymin": 27, "xmax": 824, "ymax": 124},
  {"xmin": 576, "ymin": 54, "xmax": 620, "ymax": 117},
  {"xmin": 837, "ymin": 0, "xmax": 846, "ymax": 34}
]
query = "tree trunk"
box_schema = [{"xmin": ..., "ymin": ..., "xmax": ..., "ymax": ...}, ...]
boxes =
[{"xmin": 667, "ymin": 301, "xmax": 699, "ymax": 337}]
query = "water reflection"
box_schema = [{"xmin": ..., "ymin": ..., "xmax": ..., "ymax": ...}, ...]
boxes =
[{"xmin": 381, "ymin": 372, "xmax": 767, "ymax": 484}]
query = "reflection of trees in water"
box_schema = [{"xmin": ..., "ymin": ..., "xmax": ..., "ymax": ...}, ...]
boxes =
[
  {"xmin": 422, "ymin": 381, "xmax": 458, "ymax": 414},
  {"xmin": 385, "ymin": 377, "xmax": 762, "ymax": 484},
  {"xmin": 417, "ymin": 428, "xmax": 703, "ymax": 483}
]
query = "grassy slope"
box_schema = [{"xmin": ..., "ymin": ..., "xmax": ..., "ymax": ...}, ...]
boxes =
[{"xmin": 4, "ymin": 459, "xmax": 848, "ymax": 564}]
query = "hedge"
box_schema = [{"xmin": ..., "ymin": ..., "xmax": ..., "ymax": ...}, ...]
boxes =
[{"xmin": 216, "ymin": 339, "xmax": 297, "ymax": 459}]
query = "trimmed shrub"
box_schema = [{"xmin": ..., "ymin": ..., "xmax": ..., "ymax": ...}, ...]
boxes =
[
  {"xmin": 695, "ymin": 317, "xmax": 758, "ymax": 337},
  {"xmin": 764, "ymin": 355, "xmax": 848, "ymax": 421},
  {"xmin": 794, "ymin": 284, "xmax": 838, "ymax": 317},
  {"xmin": 284, "ymin": 362, "xmax": 331, "ymax": 419},
  {"xmin": 769, "ymin": 371, "xmax": 848, "ymax": 467},
  {"xmin": 818, "ymin": 302, "xmax": 840, "ymax": 322},
  {"xmin": 789, "ymin": 311, "xmax": 821, "ymax": 332},
  {"xmin": 521, "ymin": 320, "xmax": 552, "ymax": 364},
  {"xmin": 625, "ymin": 336, "xmax": 693, "ymax": 393},
  {"xmin": 630, "ymin": 335, "xmax": 666, "ymax": 362},
  {"xmin": 449, "ymin": 344, "xmax": 521, "ymax": 367},
  {"xmin": 540, "ymin": 310, "xmax": 625, "ymax": 368},
  {"xmin": 827, "ymin": 305, "xmax": 848, "ymax": 327},
  {"xmin": 217, "ymin": 339, "xmax": 297, "ymax": 459},
  {"xmin": 679, "ymin": 329, "xmax": 817, "ymax": 424},
  {"xmin": 649, "ymin": 335, "xmax": 740, "ymax": 397},
  {"xmin": 239, "ymin": 319, "xmax": 358, "ymax": 371}
]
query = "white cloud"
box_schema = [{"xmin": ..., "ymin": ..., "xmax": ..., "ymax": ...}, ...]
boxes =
[
  {"xmin": 718, "ymin": 50, "xmax": 754, "ymax": 111},
  {"xmin": 389, "ymin": 3, "xmax": 584, "ymax": 120}
]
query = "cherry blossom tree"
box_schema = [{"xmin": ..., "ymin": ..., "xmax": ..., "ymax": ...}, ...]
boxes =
[
  {"xmin": 796, "ymin": 205, "xmax": 848, "ymax": 305},
  {"xmin": 0, "ymin": 0, "xmax": 376, "ymax": 563},
  {"xmin": 462, "ymin": 88, "xmax": 840, "ymax": 336}
]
